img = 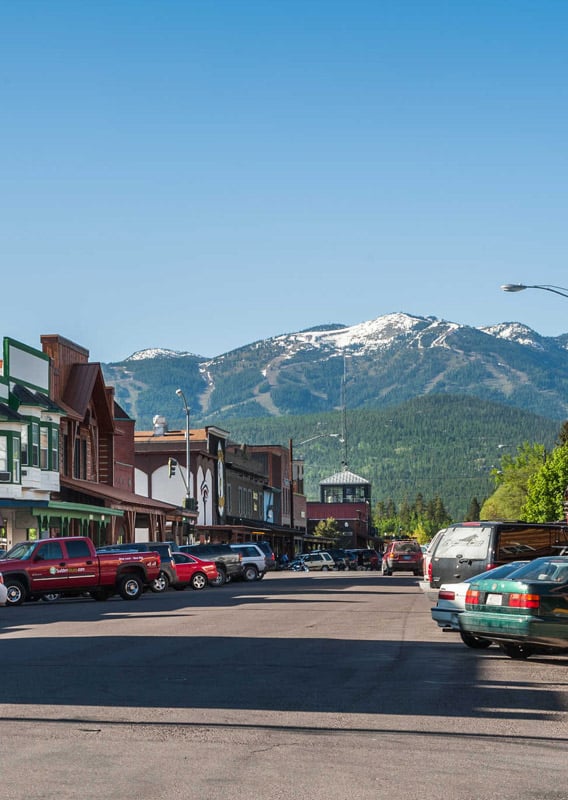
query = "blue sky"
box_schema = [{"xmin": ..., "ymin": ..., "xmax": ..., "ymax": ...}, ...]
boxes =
[{"xmin": 2, "ymin": 1, "xmax": 567, "ymax": 363}]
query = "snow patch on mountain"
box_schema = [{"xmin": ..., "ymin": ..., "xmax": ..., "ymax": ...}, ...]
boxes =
[
  {"xmin": 123, "ymin": 313, "xmax": 559, "ymax": 365},
  {"xmin": 126, "ymin": 348, "xmax": 196, "ymax": 361},
  {"xmin": 271, "ymin": 313, "xmax": 432, "ymax": 356},
  {"xmin": 480, "ymin": 323, "xmax": 545, "ymax": 349}
]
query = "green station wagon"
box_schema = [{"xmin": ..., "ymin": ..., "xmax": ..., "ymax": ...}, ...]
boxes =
[{"xmin": 459, "ymin": 556, "xmax": 568, "ymax": 659}]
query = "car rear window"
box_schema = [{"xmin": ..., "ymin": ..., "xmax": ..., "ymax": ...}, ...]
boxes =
[
  {"xmin": 501, "ymin": 558, "xmax": 568, "ymax": 583},
  {"xmin": 433, "ymin": 526, "xmax": 491, "ymax": 559},
  {"xmin": 393, "ymin": 543, "xmax": 421, "ymax": 553},
  {"xmin": 234, "ymin": 546, "xmax": 260, "ymax": 557}
]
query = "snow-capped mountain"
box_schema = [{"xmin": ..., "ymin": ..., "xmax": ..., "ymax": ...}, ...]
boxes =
[
  {"xmin": 102, "ymin": 313, "xmax": 568, "ymax": 428},
  {"xmin": 126, "ymin": 347, "xmax": 199, "ymax": 361}
]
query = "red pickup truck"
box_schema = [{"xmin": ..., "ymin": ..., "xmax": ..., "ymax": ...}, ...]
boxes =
[{"xmin": 0, "ymin": 536, "xmax": 160, "ymax": 605}]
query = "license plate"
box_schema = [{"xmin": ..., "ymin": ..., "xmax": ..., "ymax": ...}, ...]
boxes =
[
  {"xmin": 402, "ymin": 555, "xmax": 412, "ymax": 560},
  {"xmin": 486, "ymin": 594, "xmax": 502, "ymax": 606}
]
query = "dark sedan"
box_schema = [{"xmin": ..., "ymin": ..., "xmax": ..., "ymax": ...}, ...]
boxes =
[{"xmin": 459, "ymin": 556, "xmax": 568, "ymax": 659}]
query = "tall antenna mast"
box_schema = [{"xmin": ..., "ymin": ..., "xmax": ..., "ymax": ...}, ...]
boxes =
[{"xmin": 341, "ymin": 354, "xmax": 348, "ymax": 468}]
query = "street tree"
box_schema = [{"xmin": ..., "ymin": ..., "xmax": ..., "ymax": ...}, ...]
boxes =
[
  {"xmin": 522, "ymin": 444, "xmax": 568, "ymax": 522},
  {"xmin": 480, "ymin": 442, "xmax": 547, "ymax": 520},
  {"xmin": 313, "ymin": 517, "xmax": 340, "ymax": 538}
]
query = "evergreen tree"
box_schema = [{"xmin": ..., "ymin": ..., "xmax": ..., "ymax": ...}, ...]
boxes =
[
  {"xmin": 557, "ymin": 420, "xmax": 568, "ymax": 446},
  {"xmin": 466, "ymin": 497, "xmax": 481, "ymax": 521}
]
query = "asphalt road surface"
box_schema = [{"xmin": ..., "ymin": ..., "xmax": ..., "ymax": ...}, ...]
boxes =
[{"xmin": 1, "ymin": 571, "xmax": 568, "ymax": 800}]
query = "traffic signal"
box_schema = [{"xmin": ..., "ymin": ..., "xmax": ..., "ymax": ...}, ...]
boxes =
[
  {"xmin": 168, "ymin": 457, "xmax": 177, "ymax": 478},
  {"xmin": 183, "ymin": 497, "xmax": 198, "ymax": 512}
]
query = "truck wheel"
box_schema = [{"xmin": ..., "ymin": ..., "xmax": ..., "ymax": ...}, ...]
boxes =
[
  {"xmin": 243, "ymin": 565, "xmax": 259, "ymax": 582},
  {"xmin": 118, "ymin": 574, "xmax": 143, "ymax": 600},
  {"xmin": 210, "ymin": 567, "xmax": 226, "ymax": 587},
  {"xmin": 150, "ymin": 571, "xmax": 169, "ymax": 593},
  {"xmin": 6, "ymin": 579, "xmax": 27, "ymax": 606},
  {"xmin": 190, "ymin": 572, "xmax": 208, "ymax": 590}
]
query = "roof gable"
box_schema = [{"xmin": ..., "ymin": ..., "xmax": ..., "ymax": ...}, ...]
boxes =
[{"xmin": 62, "ymin": 363, "xmax": 114, "ymax": 431}]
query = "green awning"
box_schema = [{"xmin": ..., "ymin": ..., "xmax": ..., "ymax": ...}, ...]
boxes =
[{"xmin": 30, "ymin": 500, "xmax": 123, "ymax": 528}]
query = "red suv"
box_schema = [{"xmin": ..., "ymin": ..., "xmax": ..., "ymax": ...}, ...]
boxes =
[{"xmin": 382, "ymin": 540, "xmax": 423, "ymax": 576}]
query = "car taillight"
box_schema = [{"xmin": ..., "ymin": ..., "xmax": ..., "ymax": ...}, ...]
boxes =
[
  {"xmin": 0, "ymin": 572, "xmax": 3, "ymax": 585},
  {"xmin": 508, "ymin": 593, "xmax": 540, "ymax": 609},
  {"xmin": 427, "ymin": 562, "xmax": 432, "ymax": 582},
  {"xmin": 438, "ymin": 589, "xmax": 455, "ymax": 601},
  {"xmin": 465, "ymin": 588, "xmax": 481, "ymax": 605}
]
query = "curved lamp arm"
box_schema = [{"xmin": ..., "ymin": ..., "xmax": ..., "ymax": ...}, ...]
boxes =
[{"xmin": 501, "ymin": 283, "xmax": 568, "ymax": 299}]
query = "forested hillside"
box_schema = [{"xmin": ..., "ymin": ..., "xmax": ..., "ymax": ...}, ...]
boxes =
[{"xmin": 219, "ymin": 395, "xmax": 561, "ymax": 521}]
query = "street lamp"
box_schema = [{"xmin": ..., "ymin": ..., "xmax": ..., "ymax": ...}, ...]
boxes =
[
  {"xmin": 501, "ymin": 284, "xmax": 568, "ymax": 299},
  {"xmin": 295, "ymin": 433, "xmax": 343, "ymax": 448},
  {"xmin": 175, "ymin": 388, "xmax": 192, "ymax": 512}
]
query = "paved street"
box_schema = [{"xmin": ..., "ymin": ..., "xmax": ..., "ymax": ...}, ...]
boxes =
[{"xmin": 1, "ymin": 571, "xmax": 568, "ymax": 800}]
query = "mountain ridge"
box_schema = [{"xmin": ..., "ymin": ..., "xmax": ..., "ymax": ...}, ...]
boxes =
[{"xmin": 102, "ymin": 312, "xmax": 568, "ymax": 429}]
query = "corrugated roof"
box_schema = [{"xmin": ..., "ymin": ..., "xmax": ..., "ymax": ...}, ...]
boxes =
[{"xmin": 320, "ymin": 469, "xmax": 370, "ymax": 486}]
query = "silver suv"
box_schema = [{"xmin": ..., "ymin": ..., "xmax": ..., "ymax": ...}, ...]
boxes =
[
  {"xmin": 230, "ymin": 543, "xmax": 267, "ymax": 581},
  {"xmin": 302, "ymin": 551, "xmax": 334, "ymax": 571}
]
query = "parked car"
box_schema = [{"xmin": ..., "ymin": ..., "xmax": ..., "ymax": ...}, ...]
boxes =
[
  {"xmin": 325, "ymin": 548, "xmax": 349, "ymax": 570},
  {"xmin": 301, "ymin": 551, "xmax": 335, "ymax": 571},
  {"xmin": 460, "ymin": 556, "xmax": 568, "ymax": 659},
  {"xmin": 428, "ymin": 521, "xmax": 568, "ymax": 588},
  {"xmin": 171, "ymin": 552, "xmax": 218, "ymax": 590},
  {"xmin": 382, "ymin": 540, "xmax": 423, "ymax": 576},
  {"xmin": 230, "ymin": 543, "xmax": 267, "ymax": 581},
  {"xmin": 0, "ymin": 572, "xmax": 7, "ymax": 606},
  {"xmin": 97, "ymin": 542, "xmax": 179, "ymax": 593},
  {"xmin": 251, "ymin": 540, "xmax": 276, "ymax": 570},
  {"xmin": 421, "ymin": 528, "xmax": 447, "ymax": 585},
  {"xmin": 345, "ymin": 549, "xmax": 381, "ymax": 571},
  {"xmin": 431, "ymin": 561, "xmax": 530, "ymax": 648},
  {"xmin": 180, "ymin": 544, "xmax": 243, "ymax": 586}
]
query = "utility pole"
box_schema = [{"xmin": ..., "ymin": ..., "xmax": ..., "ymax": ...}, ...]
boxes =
[{"xmin": 289, "ymin": 437, "xmax": 295, "ymax": 557}]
